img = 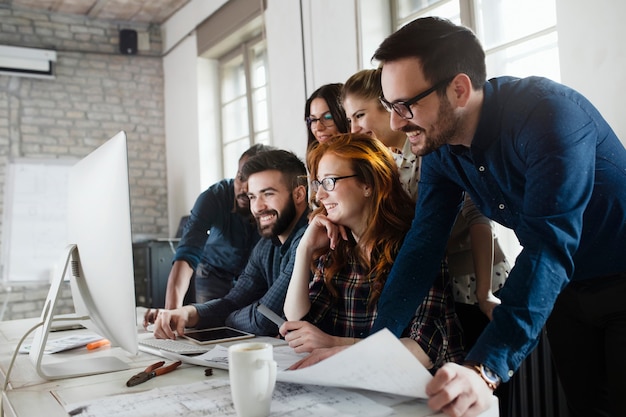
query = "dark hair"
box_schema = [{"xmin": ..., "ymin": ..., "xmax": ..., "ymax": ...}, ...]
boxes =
[
  {"xmin": 240, "ymin": 149, "xmax": 307, "ymax": 191},
  {"xmin": 373, "ymin": 17, "xmax": 486, "ymax": 90},
  {"xmin": 304, "ymin": 83, "xmax": 350, "ymax": 147},
  {"xmin": 239, "ymin": 143, "xmax": 275, "ymax": 161}
]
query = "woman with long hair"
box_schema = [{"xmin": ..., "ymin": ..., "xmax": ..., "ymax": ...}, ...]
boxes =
[
  {"xmin": 342, "ymin": 68, "xmax": 419, "ymax": 199},
  {"xmin": 281, "ymin": 133, "xmax": 463, "ymax": 370},
  {"xmin": 304, "ymin": 83, "xmax": 350, "ymax": 148}
]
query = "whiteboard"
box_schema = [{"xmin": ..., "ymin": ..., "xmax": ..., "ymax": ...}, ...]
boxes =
[{"xmin": 1, "ymin": 159, "xmax": 76, "ymax": 283}]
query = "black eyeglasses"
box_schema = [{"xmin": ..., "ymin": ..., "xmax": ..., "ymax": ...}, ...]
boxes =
[
  {"xmin": 306, "ymin": 111, "xmax": 335, "ymax": 129},
  {"xmin": 311, "ymin": 175, "xmax": 358, "ymax": 193},
  {"xmin": 379, "ymin": 77, "xmax": 454, "ymax": 120}
]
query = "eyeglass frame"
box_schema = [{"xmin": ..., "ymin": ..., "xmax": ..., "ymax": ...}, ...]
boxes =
[
  {"xmin": 311, "ymin": 175, "xmax": 358, "ymax": 193},
  {"xmin": 379, "ymin": 76, "xmax": 455, "ymax": 120},
  {"xmin": 306, "ymin": 111, "xmax": 335, "ymax": 129}
]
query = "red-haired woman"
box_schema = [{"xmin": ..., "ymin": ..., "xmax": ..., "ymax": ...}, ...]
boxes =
[{"xmin": 281, "ymin": 133, "xmax": 463, "ymax": 370}]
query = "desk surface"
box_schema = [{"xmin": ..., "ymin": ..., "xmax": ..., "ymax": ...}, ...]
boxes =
[{"xmin": 0, "ymin": 318, "xmax": 497, "ymax": 417}]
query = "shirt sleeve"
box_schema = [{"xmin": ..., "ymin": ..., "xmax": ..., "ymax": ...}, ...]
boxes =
[
  {"xmin": 174, "ymin": 180, "xmax": 232, "ymax": 269},
  {"xmin": 193, "ymin": 239, "xmax": 268, "ymax": 329},
  {"xmin": 225, "ymin": 226, "xmax": 309, "ymax": 335},
  {"xmin": 302, "ymin": 256, "xmax": 333, "ymax": 325},
  {"xmin": 468, "ymin": 94, "xmax": 597, "ymax": 380}
]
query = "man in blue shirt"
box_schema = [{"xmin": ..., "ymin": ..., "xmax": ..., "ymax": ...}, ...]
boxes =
[
  {"xmin": 152, "ymin": 149, "xmax": 310, "ymax": 337},
  {"xmin": 143, "ymin": 145, "xmax": 271, "ymax": 327},
  {"xmin": 372, "ymin": 17, "xmax": 626, "ymax": 417}
]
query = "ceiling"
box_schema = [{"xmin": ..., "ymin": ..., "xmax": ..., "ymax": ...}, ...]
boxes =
[{"xmin": 2, "ymin": 0, "xmax": 192, "ymax": 24}]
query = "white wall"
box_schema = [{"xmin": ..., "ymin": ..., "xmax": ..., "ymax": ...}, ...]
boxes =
[
  {"xmin": 162, "ymin": 33, "xmax": 202, "ymax": 234},
  {"xmin": 161, "ymin": 1, "xmax": 228, "ymax": 55},
  {"xmin": 299, "ymin": 0, "xmax": 360, "ymax": 94},
  {"xmin": 556, "ymin": 0, "xmax": 626, "ymax": 145},
  {"xmin": 264, "ymin": 0, "xmax": 307, "ymax": 157}
]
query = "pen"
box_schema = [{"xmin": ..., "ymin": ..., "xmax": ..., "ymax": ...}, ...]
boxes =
[
  {"xmin": 86, "ymin": 339, "xmax": 111, "ymax": 350},
  {"xmin": 257, "ymin": 304, "xmax": 286, "ymax": 328}
]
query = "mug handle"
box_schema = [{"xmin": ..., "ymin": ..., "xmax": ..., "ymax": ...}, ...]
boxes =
[{"xmin": 257, "ymin": 359, "xmax": 277, "ymax": 401}]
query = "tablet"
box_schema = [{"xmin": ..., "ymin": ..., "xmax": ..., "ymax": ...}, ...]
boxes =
[{"xmin": 181, "ymin": 327, "xmax": 255, "ymax": 345}]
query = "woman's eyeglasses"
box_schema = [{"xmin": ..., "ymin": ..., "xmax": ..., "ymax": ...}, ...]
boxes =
[
  {"xmin": 311, "ymin": 175, "xmax": 358, "ymax": 193},
  {"xmin": 306, "ymin": 111, "xmax": 335, "ymax": 129}
]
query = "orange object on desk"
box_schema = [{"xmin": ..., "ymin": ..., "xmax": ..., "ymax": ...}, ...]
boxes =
[{"xmin": 86, "ymin": 339, "xmax": 111, "ymax": 350}]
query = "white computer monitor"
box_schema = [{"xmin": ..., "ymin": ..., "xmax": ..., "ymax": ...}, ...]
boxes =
[{"xmin": 29, "ymin": 131, "xmax": 139, "ymax": 380}]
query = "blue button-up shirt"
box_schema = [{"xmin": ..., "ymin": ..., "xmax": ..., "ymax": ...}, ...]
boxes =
[
  {"xmin": 371, "ymin": 76, "xmax": 626, "ymax": 381},
  {"xmin": 174, "ymin": 179, "xmax": 259, "ymax": 279}
]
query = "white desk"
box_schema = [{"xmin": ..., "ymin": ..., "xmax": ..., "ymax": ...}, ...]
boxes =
[{"xmin": 0, "ymin": 318, "xmax": 497, "ymax": 417}]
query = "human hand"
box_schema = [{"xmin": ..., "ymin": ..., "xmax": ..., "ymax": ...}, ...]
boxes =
[
  {"xmin": 287, "ymin": 345, "xmax": 349, "ymax": 370},
  {"xmin": 305, "ymin": 214, "xmax": 348, "ymax": 251},
  {"xmin": 279, "ymin": 321, "xmax": 341, "ymax": 353},
  {"xmin": 477, "ymin": 291, "xmax": 501, "ymax": 320},
  {"xmin": 143, "ymin": 308, "xmax": 159, "ymax": 328},
  {"xmin": 152, "ymin": 306, "xmax": 196, "ymax": 340},
  {"xmin": 426, "ymin": 363, "xmax": 494, "ymax": 417}
]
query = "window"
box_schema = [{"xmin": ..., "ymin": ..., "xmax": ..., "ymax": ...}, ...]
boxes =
[
  {"xmin": 395, "ymin": 0, "xmax": 461, "ymax": 26},
  {"xmin": 219, "ymin": 37, "xmax": 271, "ymax": 179},
  {"xmin": 392, "ymin": 0, "xmax": 559, "ymax": 259},
  {"xmin": 393, "ymin": 0, "xmax": 559, "ymax": 80}
]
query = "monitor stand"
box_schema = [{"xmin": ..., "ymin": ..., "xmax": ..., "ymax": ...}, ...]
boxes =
[{"xmin": 28, "ymin": 244, "xmax": 129, "ymax": 380}]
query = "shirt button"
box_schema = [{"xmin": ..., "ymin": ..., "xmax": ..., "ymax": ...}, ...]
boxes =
[
  {"xmin": 508, "ymin": 370, "xmax": 514, "ymax": 377},
  {"xmin": 498, "ymin": 204, "xmax": 505, "ymax": 210},
  {"xmin": 478, "ymin": 166, "xmax": 485, "ymax": 172}
]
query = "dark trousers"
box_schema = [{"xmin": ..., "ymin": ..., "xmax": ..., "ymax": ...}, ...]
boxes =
[
  {"xmin": 194, "ymin": 263, "xmax": 236, "ymax": 303},
  {"xmin": 546, "ymin": 273, "xmax": 626, "ymax": 417},
  {"xmin": 456, "ymin": 302, "xmax": 511, "ymax": 417}
]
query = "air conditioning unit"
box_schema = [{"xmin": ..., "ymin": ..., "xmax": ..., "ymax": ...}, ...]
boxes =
[{"xmin": 0, "ymin": 45, "xmax": 57, "ymax": 79}]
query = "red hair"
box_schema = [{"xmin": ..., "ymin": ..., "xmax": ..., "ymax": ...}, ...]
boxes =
[{"xmin": 306, "ymin": 133, "xmax": 415, "ymax": 303}]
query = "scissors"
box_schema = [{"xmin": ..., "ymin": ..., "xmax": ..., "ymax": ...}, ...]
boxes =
[{"xmin": 126, "ymin": 360, "xmax": 182, "ymax": 387}]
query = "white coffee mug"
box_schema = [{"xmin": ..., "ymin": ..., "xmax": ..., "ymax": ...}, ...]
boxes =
[{"xmin": 228, "ymin": 342, "xmax": 277, "ymax": 417}]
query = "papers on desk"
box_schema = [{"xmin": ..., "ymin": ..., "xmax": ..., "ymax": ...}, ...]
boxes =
[
  {"xmin": 65, "ymin": 377, "xmax": 404, "ymax": 417},
  {"xmin": 18, "ymin": 332, "xmax": 103, "ymax": 354},
  {"xmin": 160, "ymin": 342, "xmax": 308, "ymax": 371},
  {"xmin": 279, "ymin": 328, "xmax": 433, "ymax": 398},
  {"xmin": 61, "ymin": 329, "xmax": 499, "ymax": 417},
  {"xmin": 166, "ymin": 328, "xmax": 432, "ymax": 398}
]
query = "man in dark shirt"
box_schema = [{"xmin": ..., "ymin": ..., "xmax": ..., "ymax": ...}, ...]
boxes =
[
  {"xmin": 152, "ymin": 149, "xmax": 310, "ymax": 337},
  {"xmin": 371, "ymin": 17, "xmax": 626, "ymax": 417},
  {"xmin": 143, "ymin": 144, "xmax": 271, "ymax": 327}
]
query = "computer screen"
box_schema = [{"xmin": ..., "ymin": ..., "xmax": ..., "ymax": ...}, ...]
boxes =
[{"xmin": 29, "ymin": 131, "xmax": 139, "ymax": 379}]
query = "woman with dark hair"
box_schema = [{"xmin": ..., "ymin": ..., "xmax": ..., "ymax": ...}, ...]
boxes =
[
  {"xmin": 281, "ymin": 133, "xmax": 463, "ymax": 371},
  {"xmin": 304, "ymin": 83, "xmax": 350, "ymax": 148}
]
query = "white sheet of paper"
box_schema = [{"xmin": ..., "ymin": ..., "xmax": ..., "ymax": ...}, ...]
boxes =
[
  {"xmin": 159, "ymin": 343, "xmax": 308, "ymax": 371},
  {"xmin": 19, "ymin": 333, "xmax": 102, "ymax": 354},
  {"xmin": 164, "ymin": 328, "xmax": 432, "ymax": 398},
  {"xmin": 277, "ymin": 328, "xmax": 433, "ymax": 398},
  {"xmin": 64, "ymin": 377, "xmax": 396, "ymax": 417}
]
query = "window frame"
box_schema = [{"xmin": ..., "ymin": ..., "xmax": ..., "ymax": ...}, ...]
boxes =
[
  {"xmin": 391, "ymin": 0, "xmax": 559, "ymax": 81},
  {"xmin": 217, "ymin": 34, "xmax": 271, "ymax": 179}
]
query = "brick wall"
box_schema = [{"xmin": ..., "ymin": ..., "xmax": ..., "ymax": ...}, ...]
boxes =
[{"xmin": 0, "ymin": 6, "xmax": 169, "ymax": 320}]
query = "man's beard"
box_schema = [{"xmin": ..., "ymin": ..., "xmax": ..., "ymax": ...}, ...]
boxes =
[
  {"xmin": 255, "ymin": 195, "xmax": 297, "ymax": 238},
  {"xmin": 402, "ymin": 95, "xmax": 460, "ymax": 156},
  {"xmin": 234, "ymin": 193, "xmax": 250, "ymax": 215}
]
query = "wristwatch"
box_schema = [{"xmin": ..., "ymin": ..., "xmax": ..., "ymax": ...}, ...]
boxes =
[{"xmin": 467, "ymin": 363, "xmax": 501, "ymax": 390}]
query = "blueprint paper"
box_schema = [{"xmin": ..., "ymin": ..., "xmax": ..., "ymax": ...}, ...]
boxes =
[{"xmin": 277, "ymin": 328, "xmax": 433, "ymax": 398}]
